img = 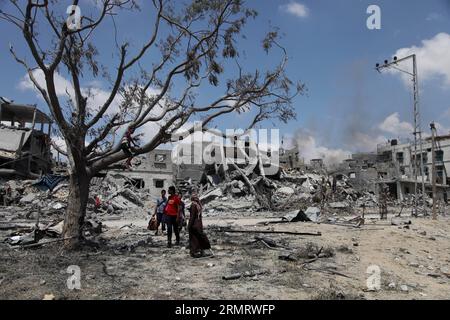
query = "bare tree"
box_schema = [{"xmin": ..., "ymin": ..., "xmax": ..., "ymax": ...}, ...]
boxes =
[{"xmin": 1, "ymin": 0, "xmax": 303, "ymax": 249}]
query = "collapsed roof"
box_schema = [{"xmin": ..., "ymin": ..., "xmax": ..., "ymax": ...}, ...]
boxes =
[
  {"xmin": 0, "ymin": 127, "xmax": 33, "ymax": 159},
  {"xmin": 0, "ymin": 101, "xmax": 52, "ymax": 124}
]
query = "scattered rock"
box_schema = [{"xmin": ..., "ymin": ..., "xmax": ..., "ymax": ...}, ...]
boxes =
[
  {"xmin": 19, "ymin": 193, "xmax": 38, "ymax": 204},
  {"xmin": 408, "ymin": 283, "xmax": 418, "ymax": 289},
  {"xmin": 440, "ymin": 267, "xmax": 450, "ymax": 278},
  {"xmin": 391, "ymin": 218, "xmax": 412, "ymax": 226},
  {"xmin": 399, "ymin": 248, "xmax": 411, "ymax": 254},
  {"xmin": 277, "ymin": 187, "xmax": 295, "ymax": 196},
  {"xmin": 337, "ymin": 245, "xmax": 353, "ymax": 254},
  {"xmin": 278, "ymin": 252, "xmax": 298, "ymax": 262},
  {"xmin": 427, "ymin": 273, "xmax": 441, "ymax": 278},
  {"xmin": 222, "ymin": 273, "xmax": 242, "ymax": 280}
]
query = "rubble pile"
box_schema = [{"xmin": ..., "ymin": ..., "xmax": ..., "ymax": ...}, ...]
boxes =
[
  {"xmin": 0, "ymin": 173, "xmax": 154, "ymax": 248},
  {"xmin": 0, "ymin": 178, "xmax": 69, "ymax": 220},
  {"xmin": 196, "ymin": 167, "xmax": 380, "ymax": 220},
  {"xmin": 89, "ymin": 175, "xmax": 151, "ymax": 215},
  {"xmin": 0, "ymin": 173, "xmax": 153, "ymax": 223}
]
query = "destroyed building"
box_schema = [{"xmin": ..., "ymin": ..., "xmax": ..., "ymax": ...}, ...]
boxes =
[
  {"xmin": 309, "ymin": 158, "xmax": 325, "ymax": 171},
  {"xmin": 376, "ymin": 137, "xmax": 450, "ymax": 201},
  {"xmin": 171, "ymin": 138, "xmax": 283, "ymax": 199},
  {"xmin": 330, "ymin": 136, "xmax": 450, "ymax": 202},
  {"xmin": 173, "ymin": 141, "xmax": 208, "ymax": 193},
  {"xmin": 279, "ymin": 147, "xmax": 304, "ymax": 170},
  {"xmin": 0, "ymin": 98, "xmax": 52, "ymax": 178},
  {"xmin": 331, "ymin": 152, "xmax": 378, "ymax": 193},
  {"xmin": 105, "ymin": 149, "xmax": 174, "ymax": 198}
]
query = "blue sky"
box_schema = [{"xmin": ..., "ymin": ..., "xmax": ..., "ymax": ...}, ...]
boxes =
[{"xmin": 1, "ymin": 0, "xmax": 450, "ymax": 163}]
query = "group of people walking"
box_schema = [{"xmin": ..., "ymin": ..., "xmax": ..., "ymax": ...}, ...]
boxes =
[
  {"xmin": 120, "ymin": 127, "xmax": 212, "ymax": 258},
  {"xmin": 150, "ymin": 186, "xmax": 212, "ymax": 258}
]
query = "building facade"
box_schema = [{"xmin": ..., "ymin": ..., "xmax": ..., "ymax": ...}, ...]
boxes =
[
  {"xmin": 107, "ymin": 149, "xmax": 174, "ymax": 198},
  {"xmin": 376, "ymin": 136, "xmax": 450, "ymax": 201},
  {"xmin": 0, "ymin": 99, "xmax": 52, "ymax": 178}
]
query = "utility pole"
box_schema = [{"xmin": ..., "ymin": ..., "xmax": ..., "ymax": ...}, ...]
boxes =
[
  {"xmin": 413, "ymin": 55, "xmax": 427, "ymax": 214},
  {"xmin": 430, "ymin": 122, "xmax": 437, "ymax": 220},
  {"xmin": 376, "ymin": 54, "xmax": 426, "ymax": 217}
]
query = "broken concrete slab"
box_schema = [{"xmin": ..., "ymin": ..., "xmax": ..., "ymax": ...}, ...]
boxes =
[
  {"xmin": 19, "ymin": 193, "xmax": 38, "ymax": 204},
  {"xmin": 6, "ymin": 231, "xmax": 37, "ymax": 246},
  {"xmin": 110, "ymin": 195, "xmax": 138, "ymax": 211},
  {"xmin": 200, "ymin": 188, "xmax": 223, "ymax": 204},
  {"xmin": 305, "ymin": 207, "xmax": 321, "ymax": 223},
  {"xmin": 47, "ymin": 220, "xmax": 64, "ymax": 235},
  {"xmin": 231, "ymin": 187, "xmax": 244, "ymax": 196},
  {"xmin": 391, "ymin": 217, "xmax": 412, "ymax": 226},
  {"xmin": 119, "ymin": 188, "xmax": 144, "ymax": 207},
  {"xmin": 222, "ymin": 273, "xmax": 242, "ymax": 280},
  {"xmin": 276, "ymin": 186, "xmax": 295, "ymax": 196}
]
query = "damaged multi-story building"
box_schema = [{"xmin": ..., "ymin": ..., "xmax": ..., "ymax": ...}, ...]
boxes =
[
  {"xmin": 172, "ymin": 137, "xmax": 283, "ymax": 195},
  {"xmin": 0, "ymin": 98, "xmax": 52, "ymax": 178},
  {"xmin": 376, "ymin": 137, "xmax": 450, "ymax": 201},
  {"xmin": 279, "ymin": 147, "xmax": 304, "ymax": 170},
  {"xmin": 331, "ymin": 136, "xmax": 450, "ymax": 202},
  {"xmin": 105, "ymin": 149, "xmax": 174, "ymax": 198},
  {"xmin": 331, "ymin": 152, "xmax": 379, "ymax": 193}
]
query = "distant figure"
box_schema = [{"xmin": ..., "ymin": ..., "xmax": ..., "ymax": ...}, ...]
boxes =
[
  {"xmin": 120, "ymin": 127, "xmax": 139, "ymax": 169},
  {"xmin": 94, "ymin": 195, "xmax": 102, "ymax": 213},
  {"xmin": 163, "ymin": 186, "xmax": 182, "ymax": 248},
  {"xmin": 154, "ymin": 189, "xmax": 167, "ymax": 236},
  {"xmin": 188, "ymin": 192, "xmax": 212, "ymax": 258},
  {"xmin": 332, "ymin": 176, "xmax": 337, "ymax": 193}
]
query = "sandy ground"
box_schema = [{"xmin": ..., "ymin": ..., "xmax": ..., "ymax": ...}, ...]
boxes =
[{"xmin": 1, "ymin": 212, "xmax": 450, "ymax": 300}]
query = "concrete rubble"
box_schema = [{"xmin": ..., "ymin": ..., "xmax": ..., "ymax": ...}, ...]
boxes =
[
  {"xmin": 1, "ymin": 142, "xmax": 450, "ymax": 300},
  {"xmin": 0, "ymin": 172, "xmax": 155, "ymax": 247},
  {"xmin": 193, "ymin": 167, "xmax": 382, "ymax": 222},
  {"xmin": 1, "ymin": 159, "xmax": 440, "ymax": 230}
]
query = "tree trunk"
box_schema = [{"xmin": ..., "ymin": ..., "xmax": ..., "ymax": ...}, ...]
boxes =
[
  {"xmin": 62, "ymin": 170, "xmax": 91, "ymax": 249},
  {"xmin": 62, "ymin": 136, "xmax": 91, "ymax": 250}
]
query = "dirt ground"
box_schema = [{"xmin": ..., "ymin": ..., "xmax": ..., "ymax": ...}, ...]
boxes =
[{"xmin": 1, "ymin": 212, "xmax": 450, "ymax": 300}]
